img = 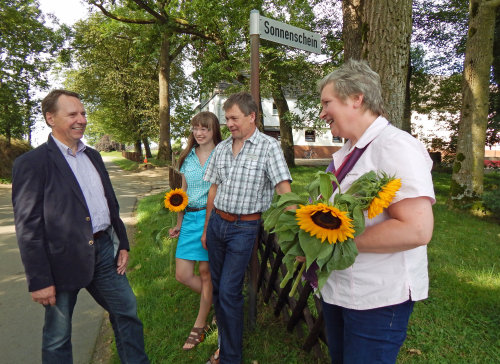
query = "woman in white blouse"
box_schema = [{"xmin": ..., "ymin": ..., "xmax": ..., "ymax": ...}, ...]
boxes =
[{"xmin": 318, "ymin": 60, "xmax": 435, "ymax": 364}]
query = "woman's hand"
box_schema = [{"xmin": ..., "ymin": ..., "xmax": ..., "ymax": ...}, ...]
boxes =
[
  {"xmin": 201, "ymin": 231, "xmax": 207, "ymax": 250},
  {"xmin": 169, "ymin": 226, "xmax": 180, "ymax": 238}
]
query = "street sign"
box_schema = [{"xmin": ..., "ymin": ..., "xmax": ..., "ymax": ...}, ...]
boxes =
[{"xmin": 250, "ymin": 11, "xmax": 321, "ymax": 54}]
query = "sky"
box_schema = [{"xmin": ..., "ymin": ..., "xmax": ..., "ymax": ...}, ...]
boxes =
[
  {"xmin": 38, "ymin": 0, "xmax": 90, "ymax": 26},
  {"xmin": 31, "ymin": 0, "xmax": 90, "ymax": 146}
]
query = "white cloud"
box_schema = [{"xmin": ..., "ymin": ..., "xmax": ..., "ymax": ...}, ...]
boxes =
[{"xmin": 38, "ymin": 0, "xmax": 90, "ymax": 26}]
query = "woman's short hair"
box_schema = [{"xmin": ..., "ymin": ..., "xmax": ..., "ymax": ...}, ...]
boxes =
[{"xmin": 318, "ymin": 59, "xmax": 385, "ymax": 116}]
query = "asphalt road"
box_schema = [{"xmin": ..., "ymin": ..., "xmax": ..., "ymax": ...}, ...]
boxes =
[{"xmin": 0, "ymin": 158, "xmax": 168, "ymax": 364}]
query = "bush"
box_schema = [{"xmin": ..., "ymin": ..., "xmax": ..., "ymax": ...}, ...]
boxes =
[
  {"xmin": 94, "ymin": 135, "xmax": 122, "ymax": 152},
  {"xmin": 483, "ymin": 171, "xmax": 500, "ymax": 218},
  {"xmin": 0, "ymin": 136, "xmax": 32, "ymax": 182}
]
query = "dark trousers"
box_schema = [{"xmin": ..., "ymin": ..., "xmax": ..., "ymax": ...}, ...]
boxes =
[
  {"xmin": 42, "ymin": 231, "xmax": 149, "ymax": 364},
  {"xmin": 321, "ymin": 299, "xmax": 415, "ymax": 364},
  {"xmin": 206, "ymin": 211, "xmax": 261, "ymax": 364}
]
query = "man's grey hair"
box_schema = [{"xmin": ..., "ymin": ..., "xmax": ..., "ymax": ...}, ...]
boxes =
[{"xmin": 318, "ymin": 59, "xmax": 385, "ymax": 116}]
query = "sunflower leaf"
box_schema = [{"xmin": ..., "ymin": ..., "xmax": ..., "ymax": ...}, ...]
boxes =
[
  {"xmin": 319, "ymin": 173, "xmax": 334, "ymax": 202},
  {"xmin": 287, "ymin": 242, "xmax": 305, "ymax": 257},
  {"xmin": 351, "ymin": 205, "xmax": 365, "ymax": 236},
  {"xmin": 327, "ymin": 240, "xmax": 357, "ymax": 271},
  {"xmin": 317, "ymin": 269, "xmax": 331, "ymax": 291},
  {"xmin": 345, "ymin": 171, "xmax": 377, "ymax": 195},
  {"xmin": 316, "ymin": 243, "xmax": 334, "ymax": 269},
  {"xmin": 298, "ymin": 229, "xmax": 324, "ymax": 269},
  {"xmin": 263, "ymin": 206, "xmax": 284, "ymax": 231},
  {"xmin": 283, "ymin": 252, "xmax": 299, "ymax": 271},
  {"xmin": 276, "ymin": 229, "xmax": 298, "ymax": 243},
  {"xmin": 276, "ymin": 192, "xmax": 303, "ymax": 208},
  {"xmin": 306, "ymin": 176, "xmax": 321, "ymax": 200},
  {"xmin": 278, "ymin": 238, "xmax": 299, "ymax": 255}
]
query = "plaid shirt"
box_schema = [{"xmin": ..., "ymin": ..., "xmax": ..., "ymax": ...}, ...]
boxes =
[
  {"xmin": 203, "ymin": 128, "xmax": 291, "ymax": 214},
  {"xmin": 180, "ymin": 148, "xmax": 213, "ymax": 208}
]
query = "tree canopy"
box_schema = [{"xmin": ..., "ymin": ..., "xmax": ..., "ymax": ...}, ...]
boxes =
[{"xmin": 0, "ymin": 0, "xmax": 65, "ymax": 143}]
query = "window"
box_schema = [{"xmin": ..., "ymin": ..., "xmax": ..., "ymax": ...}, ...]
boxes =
[
  {"xmin": 332, "ymin": 136, "xmax": 343, "ymax": 143},
  {"xmin": 305, "ymin": 130, "xmax": 315, "ymax": 142},
  {"xmin": 272, "ymin": 103, "xmax": 278, "ymax": 115}
]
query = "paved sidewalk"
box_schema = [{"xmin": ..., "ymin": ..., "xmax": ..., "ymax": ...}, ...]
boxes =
[{"xmin": 0, "ymin": 157, "xmax": 168, "ymax": 364}]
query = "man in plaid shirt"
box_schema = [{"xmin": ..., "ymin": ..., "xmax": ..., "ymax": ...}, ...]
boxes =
[{"xmin": 202, "ymin": 92, "xmax": 292, "ymax": 364}]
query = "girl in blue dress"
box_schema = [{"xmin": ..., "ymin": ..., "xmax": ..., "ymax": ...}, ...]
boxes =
[{"xmin": 169, "ymin": 111, "xmax": 222, "ymax": 350}]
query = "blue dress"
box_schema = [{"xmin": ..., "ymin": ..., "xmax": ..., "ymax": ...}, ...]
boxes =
[{"xmin": 175, "ymin": 148, "xmax": 213, "ymax": 261}]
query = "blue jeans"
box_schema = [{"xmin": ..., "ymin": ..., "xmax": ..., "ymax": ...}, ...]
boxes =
[
  {"xmin": 42, "ymin": 231, "xmax": 149, "ymax": 364},
  {"xmin": 321, "ymin": 299, "xmax": 415, "ymax": 364},
  {"xmin": 206, "ymin": 211, "xmax": 261, "ymax": 364}
]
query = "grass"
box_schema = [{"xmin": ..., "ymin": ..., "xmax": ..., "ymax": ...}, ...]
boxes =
[{"xmin": 114, "ymin": 165, "xmax": 500, "ymax": 364}]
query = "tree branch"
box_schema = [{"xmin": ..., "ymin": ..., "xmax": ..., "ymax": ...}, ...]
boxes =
[
  {"xmin": 132, "ymin": 0, "xmax": 166, "ymax": 23},
  {"xmin": 171, "ymin": 40, "xmax": 188, "ymax": 60},
  {"xmin": 89, "ymin": 1, "xmax": 156, "ymax": 24}
]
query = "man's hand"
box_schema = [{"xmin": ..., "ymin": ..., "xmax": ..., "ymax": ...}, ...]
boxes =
[
  {"xmin": 31, "ymin": 285, "xmax": 56, "ymax": 306},
  {"xmin": 116, "ymin": 249, "xmax": 129, "ymax": 275}
]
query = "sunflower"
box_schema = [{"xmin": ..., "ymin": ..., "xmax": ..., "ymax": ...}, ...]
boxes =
[
  {"xmin": 367, "ymin": 178, "xmax": 402, "ymax": 219},
  {"xmin": 296, "ymin": 203, "xmax": 355, "ymax": 244},
  {"xmin": 164, "ymin": 188, "xmax": 188, "ymax": 212}
]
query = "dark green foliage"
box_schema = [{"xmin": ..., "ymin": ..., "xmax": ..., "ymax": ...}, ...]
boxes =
[
  {"xmin": 482, "ymin": 171, "xmax": 500, "ymax": 218},
  {"xmin": 0, "ymin": 0, "xmax": 65, "ymax": 143}
]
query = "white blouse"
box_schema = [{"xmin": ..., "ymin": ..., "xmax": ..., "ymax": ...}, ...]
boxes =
[{"xmin": 321, "ymin": 116, "xmax": 436, "ymax": 310}]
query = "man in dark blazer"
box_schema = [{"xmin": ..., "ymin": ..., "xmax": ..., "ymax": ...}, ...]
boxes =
[{"xmin": 12, "ymin": 90, "xmax": 149, "ymax": 364}]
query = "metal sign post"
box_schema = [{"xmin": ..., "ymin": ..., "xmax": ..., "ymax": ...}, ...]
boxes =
[
  {"xmin": 249, "ymin": 10, "xmax": 261, "ymax": 123},
  {"xmin": 247, "ymin": 9, "xmax": 321, "ymax": 330}
]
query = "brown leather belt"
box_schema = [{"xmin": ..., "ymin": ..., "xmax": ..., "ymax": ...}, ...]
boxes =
[
  {"xmin": 93, "ymin": 226, "xmax": 111, "ymax": 240},
  {"xmin": 214, "ymin": 208, "xmax": 261, "ymax": 222},
  {"xmin": 186, "ymin": 206, "xmax": 206, "ymax": 212}
]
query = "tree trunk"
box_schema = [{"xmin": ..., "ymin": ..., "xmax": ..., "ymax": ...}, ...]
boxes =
[
  {"xmin": 402, "ymin": 50, "xmax": 412, "ymax": 133},
  {"xmin": 157, "ymin": 31, "xmax": 172, "ymax": 163},
  {"xmin": 342, "ymin": 0, "xmax": 364, "ymax": 61},
  {"xmin": 134, "ymin": 139, "xmax": 142, "ymax": 155},
  {"xmin": 451, "ymin": 0, "xmax": 500, "ymax": 205},
  {"xmin": 272, "ymin": 87, "xmax": 295, "ymax": 167},
  {"xmin": 143, "ymin": 136, "xmax": 152, "ymax": 158},
  {"xmin": 361, "ymin": 0, "xmax": 412, "ymax": 129}
]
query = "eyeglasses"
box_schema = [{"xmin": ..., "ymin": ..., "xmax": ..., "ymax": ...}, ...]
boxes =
[{"xmin": 191, "ymin": 127, "xmax": 210, "ymax": 134}]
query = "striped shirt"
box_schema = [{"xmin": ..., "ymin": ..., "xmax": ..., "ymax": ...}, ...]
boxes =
[
  {"xmin": 180, "ymin": 147, "xmax": 213, "ymax": 208},
  {"xmin": 52, "ymin": 135, "xmax": 111, "ymax": 233},
  {"xmin": 203, "ymin": 128, "xmax": 292, "ymax": 214}
]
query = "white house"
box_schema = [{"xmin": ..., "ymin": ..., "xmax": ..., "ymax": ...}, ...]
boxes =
[
  {"xmin": 196, "ymin": 87, "xmax": 344, "ymax": 158},
  {"xmin": 196, "ymin": 87, "xmax": 499, "ymax": 161}
]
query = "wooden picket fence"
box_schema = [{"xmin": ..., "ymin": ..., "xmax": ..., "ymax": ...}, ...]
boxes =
[
  {"xmin": 252, "ymin": 226, "xmax": 327, "ymax": 360},
  {"xmin": 122, "ymin": 151, "xmax": 142, "ymax": 162},
  {"xmin": 167, "ymin": 167, "xmax": 327, "ymax": 360}
]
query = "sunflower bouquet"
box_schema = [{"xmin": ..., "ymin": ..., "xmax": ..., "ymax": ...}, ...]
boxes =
[{"xmin": 263, "ymin": 170, "xmax": 401, "ymax": 296}]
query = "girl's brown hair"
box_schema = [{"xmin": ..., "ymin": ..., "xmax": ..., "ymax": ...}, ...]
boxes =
[{"xmin": 177, "ymin": 111, "xmax": 222, "ymax": 169}]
